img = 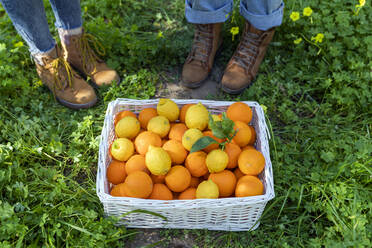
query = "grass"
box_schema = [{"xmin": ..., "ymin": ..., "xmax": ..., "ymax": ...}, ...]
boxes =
[{"xmin": 0, "ymin": 0, "xmax": 371, "ymax": 247}]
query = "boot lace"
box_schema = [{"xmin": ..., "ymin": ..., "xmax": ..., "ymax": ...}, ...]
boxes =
[
  {"xmin": 231, "ymin": 31, "xmax": 266, "ymax": 73},
  {"xmin": 79, "ymin": 33, "xmax": 106, "ymax": 74},
  {"xmin": 50, "ymin": 57, "xmax": 74, "ymax": 95},
  {"xmin": 187, "ymin": 24, "xmax": 213, "ymax": 68}
]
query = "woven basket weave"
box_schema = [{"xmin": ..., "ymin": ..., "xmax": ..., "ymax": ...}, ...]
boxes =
[{"xmin": 96, "ymin": 98, "xmax": 274, "ymax": 231}]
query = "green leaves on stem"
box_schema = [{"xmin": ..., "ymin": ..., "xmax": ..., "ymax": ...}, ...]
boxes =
[{"xmin": 190, "ymin": 113, "xmax": 237, "ymax": 153}]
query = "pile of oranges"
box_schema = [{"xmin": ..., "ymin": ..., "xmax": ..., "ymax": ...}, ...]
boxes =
[{"xmin": 107, "ymin": 100, "xmax": 265, "ymax": 200}]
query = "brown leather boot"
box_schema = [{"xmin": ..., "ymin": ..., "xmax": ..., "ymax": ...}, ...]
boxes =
[
  {"xmin": 60, "ymin": 30, "xmax": 120, "ymax": 86},
  {"xmin": 182, "ymin": 23, "xmax": 223, "ymax": 88},
  {"xmin": 35, "ymin": 46, "xmax": 97, "ymax": 109},
  {"xmin": 221, "ymin": 21, "xmax": 275, "ymax": 94}
]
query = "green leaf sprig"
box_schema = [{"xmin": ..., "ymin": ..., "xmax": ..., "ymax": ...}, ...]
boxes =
[{"xmin": 190, "ymin": 113, "xmax": 237, "ymax": 153}]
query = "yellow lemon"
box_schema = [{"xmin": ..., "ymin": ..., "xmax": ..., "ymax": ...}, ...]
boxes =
[
  {"xmin": 182, "ymin": 128, "xmax": 203, "ymax": 151},
  {"xmin": 208, "ymin": 114, "xmax": 222, "ymax": 130},
  {"xmin": 145, "ymin": 145, "xmax": 172, "ymax": 175},
  {"xmin": 115, "ymin": 116, "xmax": 140, "ymax": 139},
  {"xmin": 147, "ymin": 116, "xmax": 170, "ymax": 138},
  {"xmin": 110, "ymin": 138, "xmax": 134, "ymax": 161},
  {"xmin": 157, "ymin": 99, "xmax": 180, "ymax": 122},
  {"xmin": 206, "ymin": 149, "xmax": 228, "ymax": 173},
  {"xmin": 196, "ymin": 179, "xmax": 219, "ymax": 199},
  {"xmin": 185, "ymin": 103, "xmax": 209, "ymax": 131}
]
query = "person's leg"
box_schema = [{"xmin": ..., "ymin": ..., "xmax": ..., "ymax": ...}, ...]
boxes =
[
  {"xmin": 0, "ymin": 0, "xmax": 97, "ymax": 108},
  {"xmin": 182, "ymin": 0, "xmax": 233, "ymax": 88},
  {"xmin": 185, "ymin": 0, "xmax": 233, "ymax": 24},
  {"xmin": 221, "ymin": 0, "xmax": 284, "ymax": 94},
  {"xmin": 50, "ymin": 0, "xmax": 119, "ymax": 86},
  {"xmin": 0, "ymin": 0, "xmax": 55, "ymax": 55},
  {"xmin": 240, "ymin": 0, "xmax": 284, "ymax": 31},
  {"xmin": 49, "ymin": 0, "xmax": 82, "ymax": 30}
]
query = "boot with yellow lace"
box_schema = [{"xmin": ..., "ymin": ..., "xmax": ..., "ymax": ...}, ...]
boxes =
[
  {"xmin": 34, "ymin": 45, "xmax": 97, "ymax": 109},
  {"xmin": 59, "ymin": 27, "xmax": 120, "ymax": 86}
]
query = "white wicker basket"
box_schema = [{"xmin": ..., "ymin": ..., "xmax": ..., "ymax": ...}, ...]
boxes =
[{"xmin": 96, "ymin": 98, "xmax": 274, "ymax": 231}]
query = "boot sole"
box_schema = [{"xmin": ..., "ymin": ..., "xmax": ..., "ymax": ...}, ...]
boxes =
[
  {"xmin": 181, "ymin": 44, "xmax": 223, "ymax": 89},
  {"xmin": 221, "ymin": 84, "xmax": 247, "ymax": 94},
  {"xmin": 181, "ymin": 76, "xmax": 209, "ymax": 89},
  {"xmin": 57, "ymin": 96, "xmax": 98, "ymax": 110},
  {"xmin": 221, "ymin": 78, "xmax": 255, "ymax": 95}
]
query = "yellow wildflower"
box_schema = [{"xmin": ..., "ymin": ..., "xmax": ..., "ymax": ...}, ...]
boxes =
[
  {"xmin": 311, "ymin": 33, "xmax": 324, "ymax": 43},
  {"xmin": 230, "ymin": 27, "xmax": 239, "ymax": 35},
  {"xmin": 230, "ymin": 27, "xmax": 239, "ymax": 41},
  {"xmin": 303, "ymin": 7, "xmax": 313, "ymax": 16},
  {"xmin": 355, "ymin": 0, "xmax": 365, "ymax": 15},
  {"xmin": 14, "ymin": 41, "xmax": 24, "ymax": 48},
  {"xmin": 294, "ymin": 38, "xmax": 302, "ymax": 45},
  {"xmin": 290, "ymin": 12, "xmax": 300, "ymax": 22},
  {"xmin": 157, "ymin": 31, "xmax": 164, "ymax": 38}
]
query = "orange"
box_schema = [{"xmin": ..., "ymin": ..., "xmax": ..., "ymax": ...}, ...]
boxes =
[
  {"xmin": 202, "ymin": 131, "xmax": 224, "ymax": 153},
  {"xmin": 248, "ymin": 126, "xmax": 256, "ymax": 145},
  {"xmin": 168, "ymin": 123, "xmax": 188, "ymax": 142},
  {"xmin": 151, "ymin": 174, "xmax": 166, "ymax": 184},
  {"xmin": 114, "ymin": 110, "xmax": 137, "ymax": 126},
  {"xmin": 208, "ymin": 170, "xmax": 237, "ymax": 197},
  {"xmin": 162, "ymin": 140, "xmax": 188, "ymax": 164},
  {"xmin": 226, "ymin": 102, "xmax": 252, "ymax": 124},
  {"xmin": 125, "ymin": 154, "xmax": 150, "ymax": 175},
  {"xmin": 242, "ymin": 145, "xmax": 256, "ymax": 152},
  {"xmin": 138, "ymin": 108, "xmax": 158, "ymax": 129},
  {"xmin": 235, "ymin": 175, "xmax": 264, "ymax": 197},
  {"xmin": 179, "ymin": 104, "xmax": 195, "ymax": 123},
  {"xmin": 185, "ymin": 151, "xmax": 208, "ymax": 177},
  {"xmin": 238, "ymin": 149, "xmax": 265, "ymax": 176},
  {"xmin": 224, "ymin": 143, "xmax": 241, "ymax": 169},
  {"xmin": 123, "ymin": 171, "xmax": 153, "ymax": 198},
  {"xmin": 178, "ymin": 188, "xmax": 196, "ymax": 200},
  {"xmin": 190, "ymin": 177, "xmax": 200, "ymax": 188},
  {"xmin": 149, "ymin": 183, "xmax": 173, "ymax": 200},
  {"xmin": 110, "ymin": 183, "xmax": 127, "ymax": 197},
  {"xmin": 233, "ymin": 167, "xmax": 245, "ymax": 180},
  {"xmin": 233, "ymin": 121, "xmax": 252, "ymax": 147},
  {"xmin": 107, "ymin": 160, "xmax": 127, "ymax": 185},
  {"xmin": 165, "ymin": 165, "xmax": 191, "ymax": 192},
  {"xmin": 134, "ymin": 131, "xmax": 162, "ymax": 155}
]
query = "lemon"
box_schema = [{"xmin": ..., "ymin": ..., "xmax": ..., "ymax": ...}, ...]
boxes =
[
  {"xmin": 182, "ymin": 128, "xmax": 203, "ymax": 151},
  {"xmin": 196, "ymin": 180, "xmax": 219, "ymax": 199},
  {"xmin": 208, "ymin": 114, "xmax": 222, "ymax": 130},
  {"xmin": 157, "ymin": 99, "xmax": 180, "ymax": 122},
  {"xmin": 206, "ymin": 149, "xmax": 228, "ymax": 173},
  {"xmin": 145, "ymin": 145, "xmax": 171, "ymax": 175},
  {"xmin": 110, "ymin": 138, "xmax": 134, "ymax": 161},
  {"xmin": 185, "ymin": 103, "xmax": 209, "ymax": 131},
  {"xmin": 115, "ymin": 116, "xmax": 140, "ymax": 139},
  {"xmin": 147, "ymin": 116, "xmax": 170, "ymax": 138}
]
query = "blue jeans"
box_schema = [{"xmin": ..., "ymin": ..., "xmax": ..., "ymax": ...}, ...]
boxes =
[
  {"xmin": 185, "ymin": 0, "xmax": 284, "ymax": 31},
  {"xmin": 0, "ymin": 0, "xmax": 82, "ymax": 54}
]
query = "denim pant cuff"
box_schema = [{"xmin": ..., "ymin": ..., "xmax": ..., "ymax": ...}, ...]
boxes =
[
  {"xmin": 185, "ymin": 0, "xmax": 233, "ymax": 24},
  {"xmin": 30, "ymin": 40, "xmax": 56, "ymax": 56},
  {"xmin": 55, "ymin": 22, "xmax": 82, "ymax": 30},
  {"xmin": 240, "ymin": 2, "xmax": 284, "ymax": 31}
]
